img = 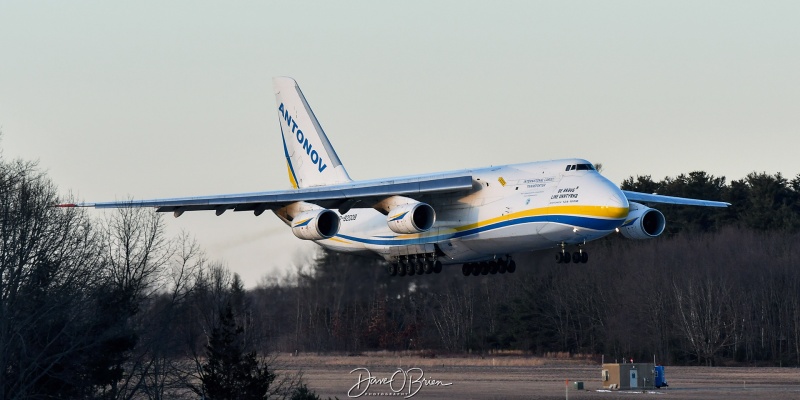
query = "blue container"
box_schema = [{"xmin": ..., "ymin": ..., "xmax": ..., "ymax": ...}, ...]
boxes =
[{"xmin": 654, "ymin": 366, "xmax": 668, "ymax": 388}]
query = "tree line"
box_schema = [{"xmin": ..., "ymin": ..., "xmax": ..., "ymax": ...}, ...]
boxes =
[
  {"xmin": 3, "ymin": 148, "xmax": 800, "ymax": 398},
  {"xmin": 0, "ymin": 155, "xmax": 323, "ymax": 399}
]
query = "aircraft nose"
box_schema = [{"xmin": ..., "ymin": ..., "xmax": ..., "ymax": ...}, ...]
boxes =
[
  {"xmin": 599, "ymin": 179, "xmax": 629, "ymax": 216},
  {"xmin": 608, "ymin": 186, "xmax": 629, "ymax": 209}
]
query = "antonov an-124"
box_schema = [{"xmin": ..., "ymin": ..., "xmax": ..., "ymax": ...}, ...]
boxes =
[{"xmin": 59, "ymin": 77, "xmax": 729, "ymax": 277}]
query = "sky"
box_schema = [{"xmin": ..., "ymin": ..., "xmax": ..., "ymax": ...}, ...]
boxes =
[{"xmin": 1, "ymin": 1, "xmax": 799, "ymax": 286}]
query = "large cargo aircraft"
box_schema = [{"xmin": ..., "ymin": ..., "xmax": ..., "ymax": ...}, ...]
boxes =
[{"xmin": 59, "ymin": 77, "xmax": 729, "ymax": 277}]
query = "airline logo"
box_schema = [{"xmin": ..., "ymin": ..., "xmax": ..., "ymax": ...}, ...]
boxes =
[{"xmin": 278, "ymin": 103, "xmax": 328, "ymax": 173}]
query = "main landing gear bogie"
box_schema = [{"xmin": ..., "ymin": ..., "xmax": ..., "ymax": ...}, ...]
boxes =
[
  {"xmin": 388, "ymin": 254, "xmax": 442, "ymax": 277},
  {"xmin": 461, "ymin": 257, "xmax": 516, "ymax": 277}
]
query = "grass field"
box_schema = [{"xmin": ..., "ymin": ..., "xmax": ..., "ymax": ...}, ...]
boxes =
[{"xmin": 274, "ymin": 353, "xmax": 800, "ymax": 399}]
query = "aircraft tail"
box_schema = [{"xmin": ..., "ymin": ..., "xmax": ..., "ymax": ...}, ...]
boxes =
[{"xmin": 273, "ymin": 77, "xmax": 351, "ymax": 189}]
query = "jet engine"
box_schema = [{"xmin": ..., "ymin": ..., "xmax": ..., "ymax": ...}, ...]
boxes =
[
  {"xmin": 619, "ymin": 202, "xmax": 666, "ymax": 239},
  {"xmin": 387, "ymin": 202, "xmax": 436, "ymax": 234},
  {"xmin": 291, "ymin": 209, "xmax": 341, "ymax": 240}
]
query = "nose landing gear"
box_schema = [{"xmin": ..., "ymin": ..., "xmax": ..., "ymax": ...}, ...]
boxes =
[{"xmin": 556, "ymin": 243, "xmax": 589, "ymax": 264}]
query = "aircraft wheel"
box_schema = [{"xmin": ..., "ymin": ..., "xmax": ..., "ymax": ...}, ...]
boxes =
[
  {"xmin": 433, "ymin": 260, "xmax": 442, "ymax": 274},
  {"xmin": 480, "ymin": 262, "xmax": 489, "ymax": 275},
  {"xmin": 507, "ymin": 259, "xmax": 517, "ymax": 273},
  {"xmin": 407, "ymin": 263, "xmax": 416, "ymax": 276},
  {"xmin": 562, "ymin": 252, "xmax": 571, "ymax": 264},
  {"xmin": 489, "ymin": 261, "xmax": 499, "ymax": 274},
  {"xmin": 398, "ymin": 263, "xmax": 407, "ymax": 277},
  {"xmin": 581, "ymin": 252, "xmax": 589, "ymax": 263},
  {"xmin": 388, "ymin": 264, "xmax": 398, "ymax": 276},
  {"xmin": 471, "ymin": 264, "xmax": 481, "ymax": 276},
  {"xmin": 498, "ymin": 261, "xmax": 507, "ymax": 274},
  {"xmin": 462, "ymin": 264, "xmax": 471, "ymax": 276},
  {"xmin": 572, "ymin": 251, "xmax": 581, "ymax": 263},
  {"xmin": 424, "ymin": 260, "xmax": 433, "ymax": 274},
  {"xmin": 415, "ymin": 262, "xmax": 424, "ymax": 275},
  {"xmin": 555, "ymin": 253, "xmax": 562, "ymax": 263}
]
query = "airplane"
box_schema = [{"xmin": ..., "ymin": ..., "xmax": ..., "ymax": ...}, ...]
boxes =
[{"xmin": 58, "ymin": 77, "xmax": 730, "ymax": 277}]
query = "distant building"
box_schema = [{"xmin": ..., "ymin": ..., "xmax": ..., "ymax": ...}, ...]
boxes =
[{"xmin": 601, "ymin": 363, "xmax": 665, "ymax": 390}]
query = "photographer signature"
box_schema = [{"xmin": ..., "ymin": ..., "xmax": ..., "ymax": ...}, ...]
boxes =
[{"xmin": 348, "ymin": 367, "xmax": 452, "ymax": 398}]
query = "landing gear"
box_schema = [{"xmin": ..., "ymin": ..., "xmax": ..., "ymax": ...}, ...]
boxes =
[
  {"xmin": 471, "ymin": 263, "xmax": 481, "ymax": 276},
  {"xmin": 506, "ymin": 259, "xmax": 517, "ymax": 273},
  {"xmin": 462, "ymin": 256, "xmax": 515, "ymax": 277},
  {"xmin": 556, "ymin": 243, "xmax": 589, "ymax": 264},
  {"xmin": 390, "ymin": 254, "xmax": 443, "ymax": 277}
]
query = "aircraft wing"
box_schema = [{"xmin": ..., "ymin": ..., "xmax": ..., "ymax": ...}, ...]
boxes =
[
  {"xmin": 622, "ymin": 190, "xmax": 730, "ymax": 208},
  {"xmin": 57, "ymin": 175, "xmax": 474, "ymax": 215}
]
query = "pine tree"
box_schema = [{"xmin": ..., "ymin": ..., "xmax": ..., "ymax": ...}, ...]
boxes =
[{"xmin": 201, "ymin": 303, "xmax": 275, "ymax": 399}]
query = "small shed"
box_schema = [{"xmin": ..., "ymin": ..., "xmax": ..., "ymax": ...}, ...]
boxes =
[{"xmin": 601, "ymin": 363, "xmax": 656, "ymax": 390}]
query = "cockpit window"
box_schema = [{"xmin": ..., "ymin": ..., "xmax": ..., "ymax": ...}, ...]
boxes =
[{"xmin": 565, "ymin": 164, "xmax": 596, "ymax": 171}]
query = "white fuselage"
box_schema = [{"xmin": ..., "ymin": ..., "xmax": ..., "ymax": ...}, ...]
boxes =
[{"xmin": 309, "ymin": 158, "xmax": 629, "ymax": 264}]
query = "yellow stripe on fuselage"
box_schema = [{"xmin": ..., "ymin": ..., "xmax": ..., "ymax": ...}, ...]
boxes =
[
  {"xmin": 456, "ymin": 204, "xmax": 628, "ymax": 232},
  {"xmin": 386, "ymin": 204, "xmax": 629, "ymax": 240}
]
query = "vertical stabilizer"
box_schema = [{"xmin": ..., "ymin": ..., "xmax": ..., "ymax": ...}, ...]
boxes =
[{"xmin": 273, "ymin": 77, "xmax": 351, "ymax": 189}]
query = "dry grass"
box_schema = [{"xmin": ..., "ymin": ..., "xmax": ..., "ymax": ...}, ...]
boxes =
[
  {"xmin": 274, "ymin": 350, "xmax": 595, "ymax": 369},
  {"xmin": 280, "ymin": 355, "xmax": 800, "ymax": 400}
]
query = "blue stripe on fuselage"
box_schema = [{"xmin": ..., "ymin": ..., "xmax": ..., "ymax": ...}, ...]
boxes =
[{"xmin": 336, "ymin": 214, "xmax": 623, "ymax": 246}]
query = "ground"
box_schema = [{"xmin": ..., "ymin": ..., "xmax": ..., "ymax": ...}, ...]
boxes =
[{"xmin": 273, "ymin": 353, "xmax": 800, "ymax": 399}]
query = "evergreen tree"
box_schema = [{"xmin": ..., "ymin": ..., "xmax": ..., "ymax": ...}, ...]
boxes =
[{"xmin": 201, "ymin": 303, "xmax": 275, "ymax": 400}]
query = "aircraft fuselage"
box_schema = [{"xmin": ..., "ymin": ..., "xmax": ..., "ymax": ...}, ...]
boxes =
[{"xmin": 314, "ymin": 158, "xmax": 628, "ymax": 264}]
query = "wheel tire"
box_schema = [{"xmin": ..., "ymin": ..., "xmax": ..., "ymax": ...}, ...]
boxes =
[
  {"xmin": 562, "ymin": 252, "xmax": 571, "ymax": 264},
  {"xmin": 388, "ymin": 264, "xmax": 398, "ymax": 276},
  {"xmin": 555, "ymin": 253, "xmax": 562, "ymax": 263},
  {"xmin": 416, "ymin": 262, "xmax": 424, "ymax": 275},
  {"xmin": 433, "ymin": 260, "xmax": 443, "ymax": 274},
  {"xmin": 408, "ymin": 263, "xmax": 416, "ymax": 276},
  {"xmin": 471, "ymin": 263, "xmax": 481, "ymax": 276},
  {"xmin": 462, "ymin": 264, "xmax": 471, "ymax": 276},
  {"xmin": 572, "ymin": 251, "xmax": 581, "ymax": 263},
  {"xmin": 424, "ymin": 261, "xmax": 433, "ymax": 274},
  {"xmin": 498, "ymin": 261, "xmax": 507, "ymax": 274},
  {"xmin": 507, "ymin": 260, "xmax": 517, "ymax": 273},
  {"xmin": 480, "ymin": 262, "xmax": 489, "ymax": 275},
  {"xmin": 581, "ymin": 252, "xmax": 589, "ymax": 263},
  {"xmin": 489, "ymin": 261, "xmax": 499, "ymax": 274},
  {"xmin": 398, "ymin": 263, "xmax": 407, "ymax": 276}
]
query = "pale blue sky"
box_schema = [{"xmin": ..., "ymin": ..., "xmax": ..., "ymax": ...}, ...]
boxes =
[{"xmin": 2, "ymin": 1, "xmax": 799, "ymax": 285}]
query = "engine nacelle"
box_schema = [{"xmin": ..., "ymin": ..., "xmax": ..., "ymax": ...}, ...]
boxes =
[
  {"xmin": 387, "ymin": 202, "xmax": 436, "ymax": 234},
  {"xmin": 619, "ymin": 202, "xmax": 666, "ymax": 240},
  {"xmin": 291, "ymin": 209, "xmax": 340, "ymax": 240}
]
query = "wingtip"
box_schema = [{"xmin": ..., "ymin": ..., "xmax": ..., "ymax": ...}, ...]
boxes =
[{"xmin": 52, "ymin": 203, "xmax": 94, "ymax": 208}]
